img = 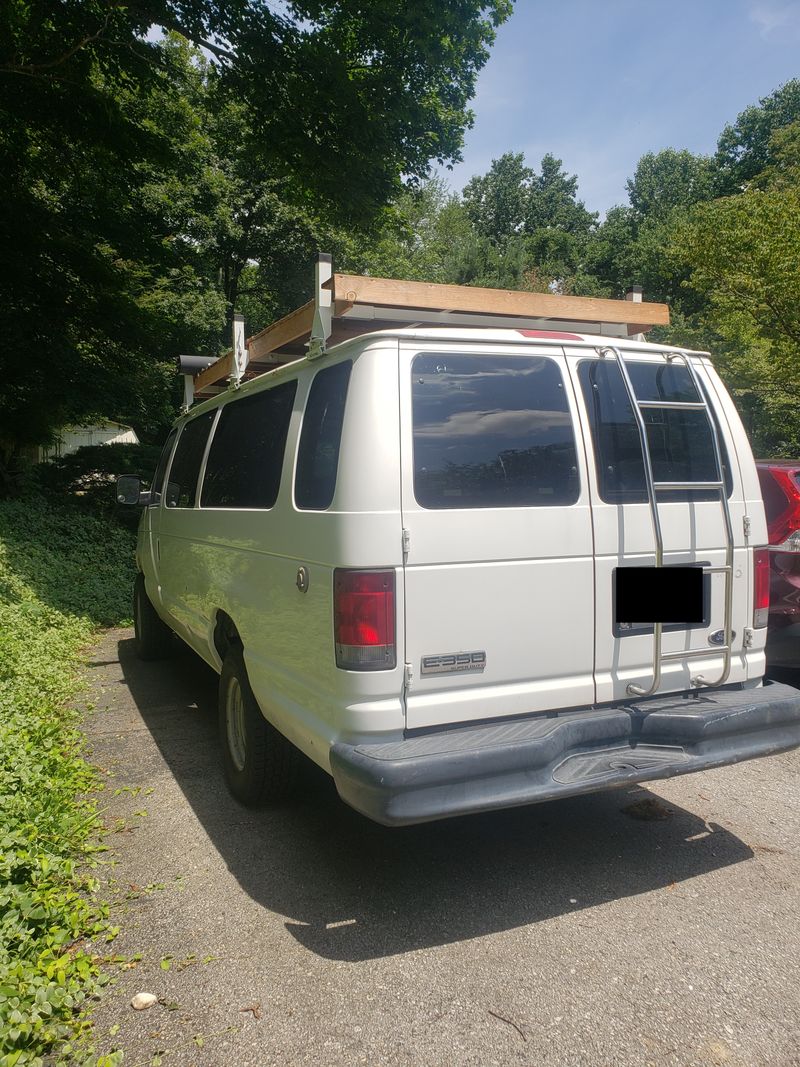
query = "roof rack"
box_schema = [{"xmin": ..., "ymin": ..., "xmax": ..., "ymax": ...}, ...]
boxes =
[{"xmin": 187, "ymin": 253, "xmax": 670, "ymax": 401}]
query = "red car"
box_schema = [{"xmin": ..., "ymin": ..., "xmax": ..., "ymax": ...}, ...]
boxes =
[{"xmin": 757, "ymin": 460, "xmax": 800, "ymax": 670}]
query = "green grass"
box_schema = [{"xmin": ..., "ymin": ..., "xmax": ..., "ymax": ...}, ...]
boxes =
[{"xmin": 0, "ymin": 498, "xmax": 136, "ymax": 1066}]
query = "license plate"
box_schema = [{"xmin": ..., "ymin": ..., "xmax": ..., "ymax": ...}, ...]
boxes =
[{"xmin": 615, "ymin": 566, "xmax": 704, "ymax": 625}]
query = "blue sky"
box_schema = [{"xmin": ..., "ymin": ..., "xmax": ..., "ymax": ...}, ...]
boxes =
[{"xmin": 438, "ymin": 0, "xmax": 800, "ymax": 216}]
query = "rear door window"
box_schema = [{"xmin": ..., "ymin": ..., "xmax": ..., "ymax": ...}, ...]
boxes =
[
  {"xmin": 578, "ymin": 359, "xmax": 733, "ymax": 503},
  {"xmin": 201, "ymin": 380, "xmax": 297, "ymax": 509},
  {"xmin": 295, "ymin": 360, "xmax": 352, "ymax": 510},
  {"xmin": 412, "ymin": 353, "xmax": 580, "ymax": 509},
  {"xmin": 164, "ymin": 412, "xmax": 215, "ymax": 509}
]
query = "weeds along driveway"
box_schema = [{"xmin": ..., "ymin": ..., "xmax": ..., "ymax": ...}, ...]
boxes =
[{"xmin": 86, "ymin": 628, "xmax": 800, "ymax": 1067}]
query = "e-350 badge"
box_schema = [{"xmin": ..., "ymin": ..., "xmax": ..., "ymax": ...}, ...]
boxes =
[{"xmin": 420, "ymin": 651, "xmax": 486, "ymax": 676}]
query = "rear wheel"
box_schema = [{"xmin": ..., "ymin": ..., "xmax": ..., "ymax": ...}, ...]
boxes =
[
  {"xmin": 218, "ymin": 645, "xmax": 299, "ymax": 806},
  {"xmin": 133, "ymin": 573, "xmax": 175, "ymax": 660}
]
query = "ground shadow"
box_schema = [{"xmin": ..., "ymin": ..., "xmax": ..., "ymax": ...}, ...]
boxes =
[{"xmin": 111, "ymin": 637, "xmax": 753, "ymax": 963}]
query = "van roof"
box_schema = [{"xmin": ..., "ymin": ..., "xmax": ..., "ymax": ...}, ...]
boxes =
[
  {"xmin": 182, "ymin": 326, "xmax": 711, "ymax": 420},
  {"xmin": 342, "ymin": 325, "xmax": 709, "ymax": 357}
]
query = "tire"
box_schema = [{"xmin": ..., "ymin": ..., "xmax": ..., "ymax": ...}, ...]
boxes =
[
  {"xmin": 218, "ymin": 644, "xmax": 300, "ymax": 806},
  {"xmin": 133, "ymin": 573, "xmax": 175, "ymax": 661}
]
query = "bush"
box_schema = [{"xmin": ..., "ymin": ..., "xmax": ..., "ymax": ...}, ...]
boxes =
[
  {"xmin": 29, "ymin": 443, "xmax": 162, "ymax": 516},
  {"xmin": 0, "ymin": 498, "xmax": 136, "ymax": 1064}
]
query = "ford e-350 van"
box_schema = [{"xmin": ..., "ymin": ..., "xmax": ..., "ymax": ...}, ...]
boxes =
[{"xmin": 124, "ymin": 304, "xmax": 800, "ymax": 825}]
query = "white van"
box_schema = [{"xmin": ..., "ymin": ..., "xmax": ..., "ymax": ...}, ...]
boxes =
[{"xmin": 123, "ymin": 270, "xmax": 800, "ymax": 825}]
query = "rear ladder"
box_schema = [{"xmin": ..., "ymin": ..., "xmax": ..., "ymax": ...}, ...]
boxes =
[{"xmin": 599, "ymin": 345, "xmax": 734, "ymax": 697}]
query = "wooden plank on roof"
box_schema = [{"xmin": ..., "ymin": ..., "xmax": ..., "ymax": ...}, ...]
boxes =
[
  {"xmin": 247, "ymin": 300, "xmax": 315, "ymax": 363},
  {"xmin": 329, "ymin": 274, "xmax": 670, "ymax": 328},
  {"xmin": 194, "ymin": 349, "xmax": 234, "ymax": 392}
]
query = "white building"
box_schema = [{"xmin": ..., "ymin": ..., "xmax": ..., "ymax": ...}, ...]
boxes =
[{"xmin": 38, "ymin": 421, "xmax": 140, "ymax": 461}]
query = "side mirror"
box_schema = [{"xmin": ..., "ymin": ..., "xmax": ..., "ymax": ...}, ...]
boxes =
[{"xmin": 116, "ymin": 475, "xmax": 143, "ymax": 505}]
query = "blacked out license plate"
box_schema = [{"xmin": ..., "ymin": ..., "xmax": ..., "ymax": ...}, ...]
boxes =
[{"xmin": 615, "ymin": 566, "xmax": 704, "ymax": 625}]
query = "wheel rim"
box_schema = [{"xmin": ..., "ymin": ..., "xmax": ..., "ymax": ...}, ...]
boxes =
[{"xmin": 226, "ymin": 677, "xmax": 247, "ymax": 772}]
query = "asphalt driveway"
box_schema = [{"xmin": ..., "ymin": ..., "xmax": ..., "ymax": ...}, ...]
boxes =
[{"xmin": 84, "ymin": 629, "xmax": 800, "ymax": 1066}]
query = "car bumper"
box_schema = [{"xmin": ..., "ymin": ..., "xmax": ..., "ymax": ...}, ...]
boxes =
[{"xmin": 329, "ymin": 682, "xmax": 800, "ymax": 826}]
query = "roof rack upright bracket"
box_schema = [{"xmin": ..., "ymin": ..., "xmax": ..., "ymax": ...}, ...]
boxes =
[
  {"xmin": 307, "ymin": 253, "xmax": 332, "ymax": 360},
  {"xmin": 228, "ymin": 312, "xmax": 248, "ymax": 389}
]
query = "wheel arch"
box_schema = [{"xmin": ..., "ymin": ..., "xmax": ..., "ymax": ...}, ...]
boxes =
[{"xmin": 212, "ymin": 609, "xmax": 243, "ymax": 669}]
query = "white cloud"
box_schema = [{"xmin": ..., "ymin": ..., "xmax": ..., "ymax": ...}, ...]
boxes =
[{"xmin": 749, "ymin": 2, "xmax": 800, "ymax": 38}]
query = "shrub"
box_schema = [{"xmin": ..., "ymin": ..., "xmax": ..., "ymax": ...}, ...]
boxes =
[
  {"xmin": 0, "ymin": 498, "xmax": 136, "ymax": 1064},
  {"xmin": 29, "ymin": 443, "xmax": 162, "ymax": 516}
]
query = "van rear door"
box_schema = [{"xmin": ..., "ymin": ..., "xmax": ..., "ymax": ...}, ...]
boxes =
[
  {"xmin": 399, "ymin": 341, "xmax": 595, "ymax": 730},
  {"xmin": 566, "ymin": 347, "xmax": 750, "ymax": 701}
]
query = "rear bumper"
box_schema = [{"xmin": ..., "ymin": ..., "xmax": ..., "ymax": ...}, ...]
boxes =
[{"xmin": 329, "ymin": 682, "xmax": 800, "ymax": 826}]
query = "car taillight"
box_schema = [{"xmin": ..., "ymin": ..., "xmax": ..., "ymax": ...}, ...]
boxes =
[
  {"xmin": 764, "ymin": 468, "xmax": 800, "ymax": 548},
  {"xmin": 753, "ymin": 548, "xmax": 770, "ymax": 629},
  {"xmin": 334, "ymin": 569, "xmax": 396, "ymax": 671}
]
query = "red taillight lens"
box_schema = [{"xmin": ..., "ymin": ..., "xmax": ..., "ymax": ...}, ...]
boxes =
[
  {"xmin": 762, "ymin": 468, "xmax": 800, "ymax": 547},
  {"xmin": 334, "ymin": 569, "xmax": 396, "ymax": 670},
  {"xmin": 753, "ymin": 548, "xmax": 770, "ymax": 628}
]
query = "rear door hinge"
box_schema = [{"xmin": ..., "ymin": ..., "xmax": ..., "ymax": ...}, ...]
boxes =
[
  {"xmin": 743, "ymin": 627, "xmax": 755, "ymax": 648},
  {"xmin": 743, "ymin": 515, "xmax": 752, "ymax": 539},
  {"xmin": 404, "ymin": 662, "xmax": 413, "ymax": 689},
  {"xmin": 402, "ymin": 527, "xmax": 411, "ymax": 558}
]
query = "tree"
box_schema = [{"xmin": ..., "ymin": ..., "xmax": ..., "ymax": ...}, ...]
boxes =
[
  {"xmin": 715, "ymin": 79, "xmax": 800, "ymax": 192},
  {"xmin": 460, "ymin": 152, "xmax": 598, "ymax": 291},
  {"xmin": 626, "ymin": 149, "xmax": 716, "ymax": 222},
  {"xmin": 0, "ymin": 1, "xmax": 512, "ymax": 481},
  {"xmin": 462, "ymin": 152, "xmax": 532, "ymax": 242},
  {"xmin": 525, "ymin": 153, "xmax": 597, "ymax": 236},
  {"xmin": 344, "ymin": 178, "xmax": 476, "ymax": 284},
  {"xmin": 586, "ymin": 148, "xmax": 716, "ymax": 316},
  {"xmin": 676, "ymin": 125, "xmax": 800, "ymax": 452},
  {"xmin": 1, "ymin": 0, "xmax": 512, "ymax": 221}
]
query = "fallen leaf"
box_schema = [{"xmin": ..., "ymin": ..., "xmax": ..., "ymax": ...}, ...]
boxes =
[{"xmin": 239, "ymin": 1002, "xmax": 262, "ymax": 1020}]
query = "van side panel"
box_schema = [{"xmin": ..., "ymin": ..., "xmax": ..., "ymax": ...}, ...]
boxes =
[{"xmin": 157, "ymin": 343, "xmax": 406, "ymax": 770}]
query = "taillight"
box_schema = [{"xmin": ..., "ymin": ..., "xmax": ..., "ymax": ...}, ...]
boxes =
[
  {"xmin": 764, "ymin": 468, "xmax": 800, "ymax": 548},
  {"xmin": 753, "ymin": 548, "xmax": 770, "ymax": 628},
  {"xmin": 334, "ymin": 569, "xmax": 396, "ymax": 670}
]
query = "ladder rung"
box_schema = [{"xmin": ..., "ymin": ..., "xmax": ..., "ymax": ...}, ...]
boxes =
[
  {"xmin": 654, "ymin": 480, "xmax": 724, "ymax": 491},
  {"xmin": 660, "ymin": 646, "xmax": 730, "ymax": 662},
  {"xmin": 702, "ymin": 566, "xmax": 732, "ymax": 575},
  {"xmin": 637, "ymin": 400, "xmax": 706, "ymax": 410}
]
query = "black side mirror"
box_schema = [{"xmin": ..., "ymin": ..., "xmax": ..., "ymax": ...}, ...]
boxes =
[{"xmin": 116, "ymin": 475, "xmax": 144, "ymax": 505}]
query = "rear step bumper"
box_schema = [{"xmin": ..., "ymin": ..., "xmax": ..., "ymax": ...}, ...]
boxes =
[{"xmin": 329, "ymin": 681, "xmax": 800, "ymax": 826}]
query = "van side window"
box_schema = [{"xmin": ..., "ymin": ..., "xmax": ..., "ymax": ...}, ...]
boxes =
[
  {"xmin": 578, "ymin": 360, "xmax": 733, "ymax": 503},
  {"xmin": 295, "ymin": 361, "xmax": 352, "ymax": 510},
  {"xmin": 201, "ymin": 380, "xmax": 298, "ymax": 509},
  {"xmin": 151, "ymin": 428, "xmax": 178, "ymax": 505},
  {"xmin": 412, "ymin": 353, "xmax": 580, "ymax": 509},
  {"xmin": 164, "ymin": 412, "xmax": 215, "ymax": 509}
]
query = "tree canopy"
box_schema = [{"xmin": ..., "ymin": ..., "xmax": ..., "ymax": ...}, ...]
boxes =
[
  {"xmin": 0, "ymin": 0, "xmax": 511, "ymax": 475},
  {"xmin": 3, "ymin": 9, "xmax": 800, "ymax": 477}
]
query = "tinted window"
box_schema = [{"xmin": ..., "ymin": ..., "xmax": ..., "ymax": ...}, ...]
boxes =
[
  {"xmin": 151, "ymin": 428, "xmax": 178, "ymax": 505},
  {"xmin": 295, "ymin": 361, "xmax": 352, "ymax": 510},
  {"xmin": 201, "ymin": 380, "xmax": 297, "ymax": 509},
  {"xmin": 578, "ymin": 360, "xmax": 733, "ymax": 504},
  {"xmin": 412, "ymin": 354, "xmax": 579, "ymax": 509},
  {"xmin": 164, "ymin": 412, "xmax": 215, "ymax": 509}
]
